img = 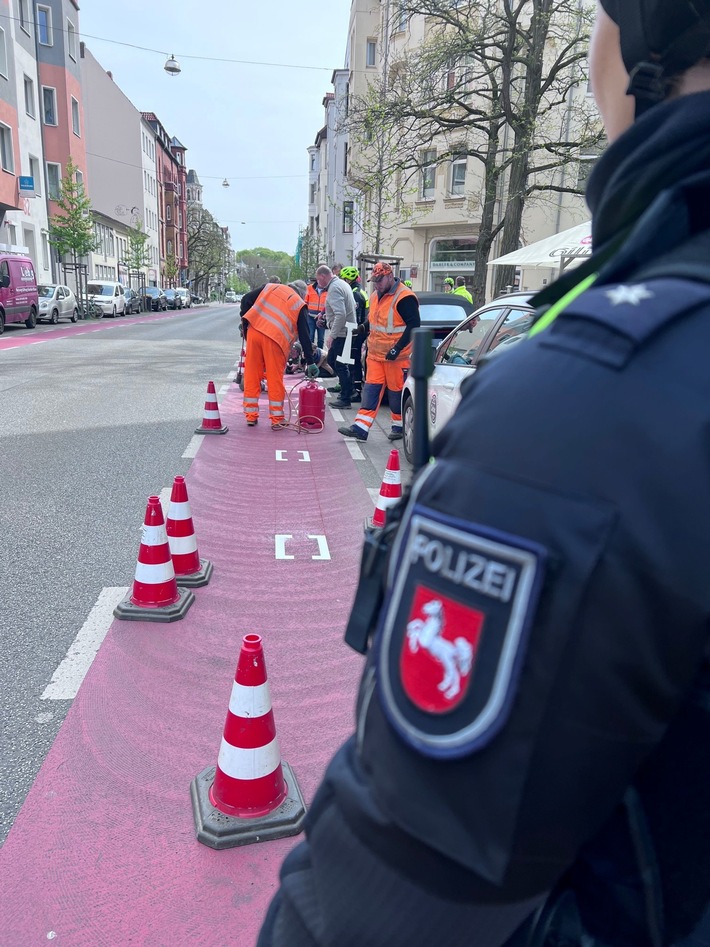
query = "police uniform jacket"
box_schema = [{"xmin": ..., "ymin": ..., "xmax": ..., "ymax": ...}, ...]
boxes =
[{"xmin": 258, "ymin": 91, "xmax": 710, "ymax": 947}]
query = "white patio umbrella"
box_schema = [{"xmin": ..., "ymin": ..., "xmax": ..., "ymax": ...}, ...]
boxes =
[{"xmin": 489, "ymin": 221, "xmax": 593, "ymax": 272}]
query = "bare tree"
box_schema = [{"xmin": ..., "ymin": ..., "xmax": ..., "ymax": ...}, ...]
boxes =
[
  {"xmin": 187, "ymin": 204, "xmax": 228, "ymax": 298},
  {"xmin": 347, "ymin": 0, "xmax": 602, "ymax": 300}
]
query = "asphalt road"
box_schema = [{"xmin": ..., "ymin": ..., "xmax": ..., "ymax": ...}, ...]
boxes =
[
  {"xmin": 0, "ymin": 304, "xmax": 242, "ymax": 842},
  {"xmin": 0, "ymin": 303, "xmax": 413, "ymax": 844}
]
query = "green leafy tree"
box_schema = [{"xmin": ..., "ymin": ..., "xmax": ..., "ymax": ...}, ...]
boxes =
[
  {"xmin": 48, "ymin": 157, "xmax": 98, "ymax": 265},
  {"xmin": 187, "ymin": 203, "xmax": 229, "ymax": 297},
  {"xmin": 292, "ymin": 227, "xmax": 328, "ymax": 281},
  {"xmin": 164, "ymin": 249, "xmax": 179, "ymax": 287},
  {"xmin": 126, "ymin": 222, "xmax": 151, "ymax": 271},
  {"xmin": 234, "ymin": 247, "xmax": 296, "ymax": 289}
]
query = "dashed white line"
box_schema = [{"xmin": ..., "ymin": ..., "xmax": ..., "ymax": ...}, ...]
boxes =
[
  {"xmin": 41, "ymin": 587, "xmax": 129, "ymax": 700},
  {"xmin": 182, "ymin": 434, "xmax": 204, "ymax": 458},
  {"xmin": 330, "ymin": 407, "xmax": 344, "ymax": 423},
  {"xmin": 346, "ymin": 441, "xmax": 365, "ymax": 460},
  {"xmin": 368, "ymin": 487, "xmax": 380, "ymax": 505}
]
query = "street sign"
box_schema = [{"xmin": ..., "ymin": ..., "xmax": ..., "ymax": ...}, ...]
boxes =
[{"xmin": 18, "ymin": 176, "xmax": 35, "ymax": 198}]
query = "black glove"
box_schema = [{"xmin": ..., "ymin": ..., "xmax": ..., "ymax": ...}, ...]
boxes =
[{"xmin": 385, "ymin": 347, "xmax": 399, "ymax": 361}]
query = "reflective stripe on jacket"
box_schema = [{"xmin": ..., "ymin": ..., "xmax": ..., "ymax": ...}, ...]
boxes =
[
  {"xmin": 245, "ymin": 284, "xmax": 304, "ymax": 357},
  {"xmin": 367, "ymin": 281, "xmax": 416, "ymax": 359}
]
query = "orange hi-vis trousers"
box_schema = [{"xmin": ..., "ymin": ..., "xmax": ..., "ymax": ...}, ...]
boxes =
[
  {"xmin": 351, "ymin": 356, "xmax": 409, "ymax": 439},
  {"xmin": 243, "ymin": 328, "xmax": 287, "ymax": 425}
]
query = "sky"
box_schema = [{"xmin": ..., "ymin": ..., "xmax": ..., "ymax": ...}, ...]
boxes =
[{"xmin": 78, "ymin": 0, "xmax": 351, "ymax": 255}]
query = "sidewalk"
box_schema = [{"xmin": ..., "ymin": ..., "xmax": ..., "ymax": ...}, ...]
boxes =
[{"xmin": 0, "ymin": 379, "xmax": 376, "ymax": 946}]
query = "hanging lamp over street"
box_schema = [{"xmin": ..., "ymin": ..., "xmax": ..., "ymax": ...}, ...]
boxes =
[{"xmin": 164, "ymin": 54, "xmax": 181, "ymax": 76}]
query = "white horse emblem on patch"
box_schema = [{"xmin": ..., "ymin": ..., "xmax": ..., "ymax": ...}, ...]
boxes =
[{"xmin": 406, "ymin": 599, "xmax": 473, "ymax": 701}]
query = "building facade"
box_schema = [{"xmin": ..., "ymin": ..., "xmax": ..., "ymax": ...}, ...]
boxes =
[{"xmin": 311, "ymin": 0, "xmax": 598, "ymax": 298}]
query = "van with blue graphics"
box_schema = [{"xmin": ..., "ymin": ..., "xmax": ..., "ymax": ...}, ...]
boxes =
[{"xmin": 0, "ymin": 252, "xmax": 39, "ymax": 333}]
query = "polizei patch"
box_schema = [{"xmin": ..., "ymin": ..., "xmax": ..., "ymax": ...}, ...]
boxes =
[{"xmin": 377, "ymin": 508, "xmax": 545, "ymax": 758}]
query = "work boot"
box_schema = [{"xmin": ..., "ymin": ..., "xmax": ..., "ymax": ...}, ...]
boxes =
[
  {"xmin": 387, "ymin": 430, "xmax": 403, "ymax": 441},
  {"xmin": 351, "ymin": 390, "xmax": 362, "ymax": 403},
  {"xmin": 330, "ymin": 384, "xmax": 341, "ymax": 393},
  {"xmin": 330, "ymin": 399, "xmax": 351, "ymax": 409},
  {"xmin": 339, "ymin": 425, "xmax": 367, "ymax": 441},
  {"xmin": 246, "ymin": 418, "xmax": 258, "ymax": 427}
]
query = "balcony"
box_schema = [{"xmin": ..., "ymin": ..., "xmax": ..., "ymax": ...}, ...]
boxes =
[{"xmin": 164, "ymin": 181, "xmax": 178, "ymax": 193}]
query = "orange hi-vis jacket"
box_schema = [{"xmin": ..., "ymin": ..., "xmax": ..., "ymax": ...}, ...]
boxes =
[
  {"xmin": 304, "ymin": 283, "xmax": 327, "ymax": 323},
  {"xmin": 245, "ymin": 284, "xmax": 305, "ymax": 358},
  {"xmin": 367, "ymin": 281, "xmax": 416, "ymax": 360}
]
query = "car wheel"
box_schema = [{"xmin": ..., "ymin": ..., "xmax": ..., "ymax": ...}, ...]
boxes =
[
  {"xmin": 112, "ymin": 306, "xmax": 117, "ymax": 318},
  {"xmin": 25, "ymin": 307, "xmax": 37, "ymax": 329},
  {"xmin": 0, "ymin": 311, "xmax": 4, "ymax": 334},
  {"xmin": 50, "ymin": 308, "xmax": 60, "ymax": 325},
  {"xmin": 71, "ymin": 309, "xmax": 78, "ymax": 323},
  {"xmin": 402, "ymin": 396, "xmax": 415, "ymax": 465}
]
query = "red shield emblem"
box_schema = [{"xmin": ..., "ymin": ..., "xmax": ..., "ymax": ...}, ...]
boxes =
[{"xmin": 400, "ymin": 585, "xmax": 483, "ymax": 714}]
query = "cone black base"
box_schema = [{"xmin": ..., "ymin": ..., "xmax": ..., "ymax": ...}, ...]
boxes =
[
  {"xmin": 174, "ymin": 557, "xmax": 213, "ymax": 588},
  {"xmin": 191, "ymin": 761, "xmax": 307, "ymax": 850},
  {"xmin": 114, "ymin": 587, "xmax": 195, "ymax": 623},
  {"xmin": 195, "ymin": 424, "xmax": 228, "ymax": 435}
]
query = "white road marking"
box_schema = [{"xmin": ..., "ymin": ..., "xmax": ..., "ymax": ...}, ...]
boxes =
[
  {"xmin": 218, "ymin": 384, "xmax": 230, "ymax": 395},
  {"xmin": 275, "ymin": 449, "xmax": 288, "ymax": 461},
  {"xmin": 182, "ymin": 435, "xmax": 204, "ymax": 458},
  {"xmin": 308, "ymin": 535, "xmax": 331, "ymax": 560},
  {"xmin": 346, "ymin": 442, "xmax": 365, "ymax": 460},
  {"xmin": 368, "ymin": 487, "xmax": 380, "ymax": 505},
  {"xmin": 159, "ymin": 487, "xmax": 172, "ymax": 518},
  {"xmin": 275, "ymin": 534, "xmax": 294, "ymax": 559},
  {"xmin": 297, "ymin": 450, "xmax": 311, "ymax": 462},
  {"xmin": 227, "ymin": 370, "xmax": 237, "ymax": 381},
  {"xmin": 41, "ymin": 587, "xmax": 129, "ymax": 700},
  {"xmin": 329, "ymin": 407, "xmax": 344, "ymax": 423}
]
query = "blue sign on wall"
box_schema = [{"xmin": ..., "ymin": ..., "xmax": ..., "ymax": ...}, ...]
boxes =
[{"xmin": 18, "ymin": 176, "xmax": 35, "ymax": 197}]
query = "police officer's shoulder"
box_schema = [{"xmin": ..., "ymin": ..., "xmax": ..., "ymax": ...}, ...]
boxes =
[{"xmin": 542, "ymin": 277, "xmax": 710, "ymax": 370}]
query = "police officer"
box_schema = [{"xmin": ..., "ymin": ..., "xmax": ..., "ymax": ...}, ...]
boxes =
[{"xmin": 258, "ymin": 0, "xmax": 710, "ymax": 943}]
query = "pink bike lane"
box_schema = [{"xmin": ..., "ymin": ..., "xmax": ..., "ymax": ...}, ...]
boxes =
[{"xmin": 0, "ymin": 383, "xmax": 373, "ymax": 946}]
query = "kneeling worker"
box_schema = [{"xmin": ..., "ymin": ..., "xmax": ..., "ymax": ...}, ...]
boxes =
[{"xmin": 240, "ymin": 280, "xmax": 319, "ymax": 429}]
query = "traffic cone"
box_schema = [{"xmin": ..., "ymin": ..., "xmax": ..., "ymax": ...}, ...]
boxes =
[
  {"xmin": 191, "ymin": 633, "xmax": 306, "ymax": 850},
  {"xmin": 165, "ymin": 475, "xmax": 213, "ymax": 587},
  {"xmin": 195, "ymin": 381, "xmax": 228, "ymax": 434},
  {"xmin": 372, "ymin": 449, "xmax": 402, "ymax": 528},
  {"xmin": 236, "ymin": 341, "xmax": 246, "ymax": 390},
  {"xmin": 114, "ymin": 496, "xmax": 195, "ymax": 622}
]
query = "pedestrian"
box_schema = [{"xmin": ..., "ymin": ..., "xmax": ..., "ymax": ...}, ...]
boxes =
[
  {"xmin": 443, "ymin": 276, "xmax": 454, "ymax": 293},
  {"xmin": 339, "ymin": 266, "xmax": 368, "ymax": 402},
  {"xmin": 304, "ymin": 277, "xmax": 327, "ymax": 348},
  {"xmin": 452, "ymin": 276, "xmax": 473, "ymax": 304},
  {"xmin": 315, "ymin": 264, "xmax": 357, "ymax": 409},
  {"xmin": 338, "ymin": 261, "xmax": 419, "ymax": 442},
  {"xmin": 332, "ymin": 263, "xmax": 343, "ymax": 277},
  {"xmin": 258, "ymin": 0, "xmax": 710, "ymax": 943},
  {"xmin": 240, "ymin": 280, "xmax": 319, "ymax": 429}
]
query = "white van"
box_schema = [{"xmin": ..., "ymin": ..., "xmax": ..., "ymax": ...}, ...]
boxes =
[{"xmin": 87, "ymin": 281, "xmax": 126, "ymax": 318}]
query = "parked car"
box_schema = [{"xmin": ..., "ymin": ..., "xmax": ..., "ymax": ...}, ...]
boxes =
[
  {"xmin": 224, "ymin": 290, "xmax": 238, "ymax": 303},
  {"xmin": 123, "ymin": 287, "xmax": 142, "ymax": 314},
  {"xmin": 164, "ymin": 288, "xmax": 183, "ymax": 310},
  {"xmin": 0, "ymin": 254, "xmax": 39, "ymax": 333},
  {"xmin": 38, "ymin": 284, "xmax": 78, "ymax": 324},
  {"xmin": 86, "ymin": 281, "xmax": 126, "ymax": 318},
  {"xmin": 175, "ymin": 287, "xmax": 191, "ymax": 308},
  {"xmin": 401, "ymin": 292, "xmax": 535, "ymax": 463},
  {"xmin": 191, "ymin": 293, "xmax": 204, "ymax": 305},
  {"xmin": 143, "ymin": 286, "xmax": 168, "ymax": 311},
  {"xmin": 415, "ymin": 291, "xmax": 477, "ymax": 350}
]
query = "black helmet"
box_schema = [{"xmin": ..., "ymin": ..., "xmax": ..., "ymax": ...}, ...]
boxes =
[{"xmin": 600, "ymin": 0, "xmax": 710, "ymax": 111}]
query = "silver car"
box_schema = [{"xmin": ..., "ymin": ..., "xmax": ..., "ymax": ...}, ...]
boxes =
[
  {"xmin": 38, "ymin": 284, "xmax": 79, "ymax": 324},
  {"xmin": 401, "ymin": 292, "xmax": 535, "ymax": 463}
]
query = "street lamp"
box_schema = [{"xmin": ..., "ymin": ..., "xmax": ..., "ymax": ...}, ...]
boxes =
[
  {"xmin": 164, "ymin": 54, "xmax": 181, "ymax": 77},
  {"xmin": 222, "ymin": 178, "xmax": 230, "ymax": 188}
]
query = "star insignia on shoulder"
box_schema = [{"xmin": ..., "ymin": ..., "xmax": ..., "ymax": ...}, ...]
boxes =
[{"xmin": 605, "ymin": 284, "xmax": 653, "ymax": 306}]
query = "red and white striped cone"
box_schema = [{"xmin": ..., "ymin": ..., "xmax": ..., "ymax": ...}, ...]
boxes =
[
  {"xmin": 191, "ymin": 634, "xmax": 306, "ymax": 850},
  {"xmin": 114, "ymin": 496, "xmax": 194, "ymax": 622},
  {"xmin": 195, "ymin": 380, "xmax": 228, "ymax": 434},
  {"xmin": 372, "ymin": 449, "xmax": 402, "ymax": 528},
  {"xmin": 236, "ymin": 341, "xmax": 246, "ymax": 390},
  {"xmin": 166, "ymin": 475, "xmax": 213, "ymax": 588}
]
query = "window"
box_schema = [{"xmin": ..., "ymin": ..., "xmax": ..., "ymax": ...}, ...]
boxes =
[
  {"xmin": 42, "ymin": 232, "xmax": 50, "ymax": 269},
  {"xmin": 366, "ymin": 40, "xmax": 377, "ymax": 68},
  {"xmin": 67, "ymin": 20, "xmax": 77, "ymax": 60},
  {"xmin": 0, "ymin": 123, "xmax": 14, "ymax": 173},
  {"xmin": 24, "ymin": 75, "xmax": 35, "ymax": 118},
  {"xmin": 487, "ymin": 308, "xmax": 535, "ymax": 353},
  {"xmin": 18, "ymin": 0, "xmax": 29, "ymax": 34},
  {"xmin": 75, "ymin": 169, "xmax": 84, "ymax": 191},
  {"xmin": 46, "ymin": 162, "xmax": 61, "ymax": 200},
  {"xmin": 166, "ymin": 204, "xmax": 172, "ymax": 222},
  {"xmin": 310, "ymin": 154, "xmax": 316, "ymax": 171},
  {"xmin": 42, "ymin": 87, "xmax": 57, "ymax": 125},
  {"xmin": 167, "ymin": 239, "xmax": 173, "ymax": 254},
  {"xmin": 29, "ymin": 155, "xmax": 40, "ymax": 195},
  {"xmin": 420, "ymin": 149, "xmax": 436, "ymax": 199},
  {"xmin": 0, "ymin": 29, "xmax": 8, "ymax": 79},
  {"xmin": 37, "ymin": 4, "xmax": 52, "ymax": 45},
  {"xmin": 450, "ymin": 153, "xmax": 466, "ymax": 196},
  {"xmin": 71, "ymin": 97, "xmax": 80, "ymax": 136},
  {"xmin": 309, "ymin": 182, "xmax": 316, "ymax": 204},
  {"xmin": 344, "ymin": 142, "xmax": 349, "ymax": 176},
  {"xmin": 394, "ymin": 3, "xmax": 408, "ymax": 31},
  {"xmin": 343, "ymin": 201, "xmax": 354, "ymax": 234},
  {"xmin": 441, "ymin": 309, "xmax": 506, "ymax": 366}
]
